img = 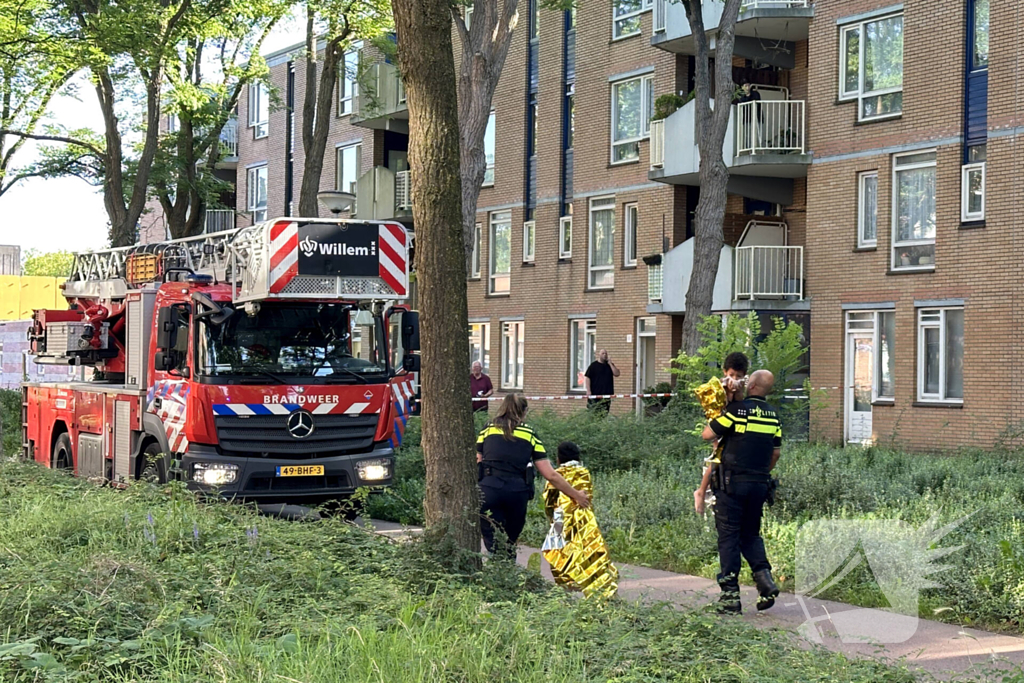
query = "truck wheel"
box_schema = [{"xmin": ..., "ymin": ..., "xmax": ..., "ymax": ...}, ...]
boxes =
[
  {"xmin": 52, "ymin": 433, "xmax": 73, "ymax": 472},
  {"xmin": 138, "ymin": 442, "xmax": 168, "ymax": 484}
]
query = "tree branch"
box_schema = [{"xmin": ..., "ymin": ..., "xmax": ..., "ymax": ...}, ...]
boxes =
[{"xmin": 0, "ymin": 129, "xmax": 105, "ymax": 158}]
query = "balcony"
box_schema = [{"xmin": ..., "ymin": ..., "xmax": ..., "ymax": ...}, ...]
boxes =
[
  {"xmin": 215, "ymin": 117, "xmax": 238, "ymax": 168},
  {"xmin": 646, "ymin": 221, "xmax": 806, "ymax": 316},
  {"xmin": 355, "ymin": 166, "xmax": 413, "ymax": 221},
  {"xmin": 351, "ymin": 59, "xmax": 409, "ymax": 134},
  {"xmin": 649, "ymin": 96, "xmax": 811, "ymax": 205},
  {"xmin": 652, "ymin": 0, "xmax": 813, "ymax": 68},
  {"xmin": 204, "ymin": 209, "xmax": 236, "ymax": 233}
]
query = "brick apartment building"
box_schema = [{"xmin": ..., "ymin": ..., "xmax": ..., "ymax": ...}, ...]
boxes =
[{"xmin": 141, "ymin": 0, "xmax": 1020, "ymax": 450}]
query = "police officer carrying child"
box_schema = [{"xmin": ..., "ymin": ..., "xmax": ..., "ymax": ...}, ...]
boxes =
[
  {"xmin": 477, "ymin": 393, "xmax": 591, "ymax": 558},
  {"xmin": 701, "ymin": 369, "xmax": 782, "ymax": 614}
]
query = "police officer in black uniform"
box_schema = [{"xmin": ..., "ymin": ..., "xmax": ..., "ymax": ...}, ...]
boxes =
[
  {"xmin": 702, "ymin": 369, "xmax": 782, "ymax": 614},
  {"xmin": 477, "ymin": 393, "xmax": 591, "ymax": 558}
]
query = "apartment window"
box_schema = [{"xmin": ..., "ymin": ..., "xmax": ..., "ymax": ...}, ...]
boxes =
[
  {"xmin": 567, "ymin": 92, "xmax": 575, "ymax": 149},
  {"xmin": 857, "ymin": 171, "xmax": 878, "ymax": 247},
  {"xmin": 613, "ymin": 0, "xmax": 651, "ymax": 39},
  {"xmin": 961, "ymin": 145, "xmax": 985, "ymax": 222},
  {"xmin": 469, "ymin": 322, "xmax": 490, "ymax": 375},
  {"xmin": 335, "ymin": 143, "xmax": 361, "ymax": 210},
  {"xmin": 611, "ymin": 74, "xmax": 654, "ymax": 163},
  {"xmin": 167, "ymin": 113, "xmax": 178, "ymax": 133},
  {"xmin": 972, "ymin": 0, "xmax": 989, "ymax": 69},
  {"xmin": 338, "ymin": 49, "xmax": 359, "ymax": 116},
  {"xmin": 892, "ymin": 151, "xmax": 936, "ymax": 270},
  {"xmin": 483, "ymin": 112, "xmax": 495, "ymax": 186},
  {"xmin": 559, "ymin": 216, "xmax": 572, "ymax": 259},
  {"xmin": 465, "ymin": 4, "xmax": 473, "ymax": 28},
  {"xmin": 839, "ymin": 13, "xmax": 903, "ymax": 121},
  {"xmin": 569, "ymin": 319, "xmax": 597, "ymax": 391},
  {"xmin": 489, "ymin": 210, "xmax": 511, "ymax": 294},
  {"xmin": 249, "ymin": 83, "xmax": 269, "ymax": 138},
  {"xmin": 530, "ymin": 0, "xmax": 538, "ymax": 40},
  {"xmin": 624, "ymin": 203, "xmax": 638, "ymax": 267},
  {"xmin": 918, "ymin": 308, "xmax": 964, "ymax": 403},
  {"xmin": 247, "ymin": 165, "xmax": 268, "ymax": 223},
  {"xmin": 523, "ymin": 221, "xmax": 535, "ymax": 262},
  {"xmin": 877, "ymin": 310, "xmax": 895, "ymax": 399},
  {"xmin": 589, "ymin": 196, "xmax": 615, "ymax": 289},
  {"xmin": 470, "ymin": 223, "xmax": 481, "ymax": 278},
  {"xmin": 501, "ymin": 321, "xmax": 525, "ymax": 389}
]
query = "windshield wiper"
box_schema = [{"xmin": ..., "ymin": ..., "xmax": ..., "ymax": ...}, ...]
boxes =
[
  {"xmin": 237, "ymin": 369, "xmax": 293, "ymax": 385},
  {"xmin": 325, "ymin": 366, "xmax": 370, "ymax": 384}
]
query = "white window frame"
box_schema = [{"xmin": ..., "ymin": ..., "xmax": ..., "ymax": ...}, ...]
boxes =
[
  {"xmin": 247, "ymin": 165, "xmax": 268, "ymax": 224},
  {"xmin": 624, "ymin": 202, "xmax": 638, "ymax": 267},
  {"xmin": 588, "ymin": 196, "xmax": 616, "ymax": 290},
  {"xmin": 610, "ymin": 74, "xmax": 654, "ymax": 164},
  {"xmin": 338, "ymin": 48, "xmax": 359, "ymax": 116},
  {"xmin": 961, "ymin": 162, "xmax": 985, "ymax": 222},
  {"xmin": 612, "ymin": 0, "xmax": 653, "ymax": 40},
  {"xmin": 857, "ymin": 171, "xmax": 878, "ymax": 248},
  {"xmin": 470, "ymin": 222, "xmax": 481, "ymax": 278},
  {"xmin": 469, "ymin": 322, "xmax": 490, "ymax": 374},
  {"xmin": 249, "ymin": 83, "xmax": 269, "ymax": 138},
  {"xmin": 335, "ymin": 142, "xmax": 361, "ymax": 211},
  {"xmin": 464, "ymin": 4, "xmax": 473, "ymax": 28},
  {"xmin": 489, "ymin": 210, "xmax": 512, "ymax": 295},
  {"xmin": 559, "ymin": 215, "xmax": 573, "ymax": 259},
  {"xmin": 501, "ymin": 321, "xmax": 525, "ymax": 389},
  {"xmin": 891, "ymin": 150, "xmax": 937, "ymax": 272},
  {"xmin": 167, "ymin": 112, "xmax": 178, "ymax": 133},
  {"xmin": 917, "ymin": 307, "xmax": 964, "ymax": 404},
  {"xmin": 569, "ymin": 319, "xmax": 597, "ymax": 392},
  {"xmin": 523, "ymin": 220, "xmax": 536, "ymax": 263},
  {"xmin": 838, "ymin": 12, "xmax": 904, "ymax": 122},
  {"xmin": 483, "ymin": 111, "xmax": 496, "ymax": 187}
]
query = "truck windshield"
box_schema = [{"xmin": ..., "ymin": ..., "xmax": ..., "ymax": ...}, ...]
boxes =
[{"xmin": 198, "ymin": 302, "xmax": 387, "ymax": 381}]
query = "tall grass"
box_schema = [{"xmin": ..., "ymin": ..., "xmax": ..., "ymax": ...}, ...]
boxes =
[{"xmin": 0, "ymin": 460, "xmax": 953, "ymax": 682}]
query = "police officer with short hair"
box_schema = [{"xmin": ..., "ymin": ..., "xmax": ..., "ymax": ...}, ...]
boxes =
[
  {"xmin": 702, "ymin": 369, "xmax": 782, "ymax": 614},
  {"xmin": 477, "ymin": 393, "xmax": 591, "ymax": 558}
]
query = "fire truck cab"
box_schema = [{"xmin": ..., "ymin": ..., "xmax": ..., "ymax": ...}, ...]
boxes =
[{"xmin": 21, "ymin": 218, "xmax": 418, "ymax": 503}]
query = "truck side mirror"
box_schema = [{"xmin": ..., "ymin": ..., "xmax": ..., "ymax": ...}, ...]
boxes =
[
  {"xmin": 154, "ymin": 350, "xmax": 175, "ymax": 372},
  {"xmin": 401, "ymin": 311, "xmax": 420, "ymax": 352},
  {"xmin": 156, "ymin": 307, "xmax": 179, "ymax": 350},
  {"xmin": 402, "ymin": 353, "xmax": 421, "ymax": 373}
]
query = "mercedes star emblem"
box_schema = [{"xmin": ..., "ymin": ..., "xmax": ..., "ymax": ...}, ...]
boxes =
[{"xmin": 287, "ymin": 409, "xmax": 315, "ymax": 439}]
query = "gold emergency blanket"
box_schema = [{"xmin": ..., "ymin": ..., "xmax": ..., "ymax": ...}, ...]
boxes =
[
  {"xmin": 695, "ymin": 376, "xmax": 728, "ymax": 460},
  {"xmin": 541, "ymin": 463, "xmax": 618, "ymax": 600}
]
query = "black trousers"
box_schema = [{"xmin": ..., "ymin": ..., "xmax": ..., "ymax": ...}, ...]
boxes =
[
  {"xmin": 587, "ymin": 398, "xmax": 611, "ymax": 415},
  {"xmin": 714, "ymin": 480, "xmax": 771, "ymax": 586},
  {"xmin": 479, "ymin": 483, "xmax": 531, "ymax": 558}
]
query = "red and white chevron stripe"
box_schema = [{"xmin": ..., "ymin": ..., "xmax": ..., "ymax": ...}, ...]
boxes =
[
  {"xmin": 268, "ymin": 220, "xmax": 299, "ymax": 293},
  {"xmin": 378, "ymin": 222, "xmax": 408, "ymax": 296}
]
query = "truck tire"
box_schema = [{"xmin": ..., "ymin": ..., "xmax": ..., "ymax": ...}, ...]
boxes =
[
  {"xmin": 138, "ymin": 442, "xmax": 168, "ymax": 484},
  {"xmin": 52, "ymin": 433, "xmax": 73, "ymax": 472}
]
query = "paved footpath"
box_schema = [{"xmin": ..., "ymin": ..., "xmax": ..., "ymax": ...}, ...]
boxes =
[{"xmin": 369, "ymin": 519, "xmax": 1024, "ymax": 681}]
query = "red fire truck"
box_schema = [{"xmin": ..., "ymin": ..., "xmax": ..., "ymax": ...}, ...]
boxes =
[{"xmin": 20, "ymin": 218, "xmax": 419, "ymax": 503}]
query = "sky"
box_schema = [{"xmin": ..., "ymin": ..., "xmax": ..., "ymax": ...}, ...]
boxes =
[{"xmin": 0, "ymin": 16, "xmax": 305, "ymax": 257}]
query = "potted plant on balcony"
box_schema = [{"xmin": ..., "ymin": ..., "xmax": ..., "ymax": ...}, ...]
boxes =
[{"xmin": 652, "ymin": 92, "xmax": 693, "ymax": 121}]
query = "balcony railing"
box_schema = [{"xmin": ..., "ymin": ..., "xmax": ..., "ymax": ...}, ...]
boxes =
[
  {"xmin": 735, "ymin": 100, "xmax": 805, "ymax": 156},
  {"xmin": 395, "ymin": 170, "xmax": 412, "ymax": 211},
  {"xmin": 650, "ymin": 119, "xmax": 665, "ymax": 169},
  {"xmin": 218, "ymin": 117, "xmax": 238, "ymax": 158},
  {"xmin": 734, "ymin": 245, "xmax": 803, "ymax": 300},
  {"xmin": 741, "ymin": 0, "xmax": 809, "ymax": 9},
  {"xmin": 204, "ymin": 209, "xmax": 235, "ymax": 233},
  {"xmin": 648, "ymin": 263, "xmax": 663, "ymax": 302}
]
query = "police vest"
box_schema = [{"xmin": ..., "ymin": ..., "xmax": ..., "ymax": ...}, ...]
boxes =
[{"xmin": 712, "ymin": 396, "xmax": 782, "ymax": 476}]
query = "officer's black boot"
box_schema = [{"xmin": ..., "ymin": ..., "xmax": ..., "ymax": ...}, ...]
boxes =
[
  {"xmin": 753, "ymin": 569, "xmax": 780, "ymax": 611},
  {"xmin": 716, "ymin": 577, "xmax": 742, "ymax": 615}
]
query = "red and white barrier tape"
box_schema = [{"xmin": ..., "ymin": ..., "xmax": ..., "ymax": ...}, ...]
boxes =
[{"xmin": 413, "ymin": 392, "xmax": 676, "ymax": 403}]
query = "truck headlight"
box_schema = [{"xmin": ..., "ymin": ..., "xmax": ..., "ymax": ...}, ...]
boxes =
[
  {"xmin": 356, "ymin": 459, "xmax": 391, "ymax": 482},
  {"xmin": 193, "ymin": 462, "xmax": 239, "ymax": 486}
]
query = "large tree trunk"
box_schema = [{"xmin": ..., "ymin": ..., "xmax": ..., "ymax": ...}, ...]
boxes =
[
  {"xmin": 679, "ymin": 0, "xmax": 744, "ymax": 353},
  {"xmin": 393, "ymin": 0, "xmax": 479, "ymax": 558}
]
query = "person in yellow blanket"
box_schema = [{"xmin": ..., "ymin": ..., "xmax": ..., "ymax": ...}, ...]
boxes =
[
  {"xmin": 542, "ymin": 441, "xmax": 618, "ymax": 600},
  {"xmin": 694, "ymin": 352, "xmax": 749, "ymax": 515}
]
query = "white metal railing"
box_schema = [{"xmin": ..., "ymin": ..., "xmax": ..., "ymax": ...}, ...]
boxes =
[
  {"xmin": 395, "ymin": 170, "xmax": 412, "ymax": 211},
  {"xmin": 734, "ymin": 246, "xmax": 803, "ymax": 300},
  {"xmin": 654, "ymin": 0, "xmax": 667, "ymax": 32},
  {"xmin": 205, "ymin": 209, "xmax": 235, "ymax": 233},
  {"xmin": 356, "ymin": 57, "xmax": 408, "ymax": 119},
  {"xmin": 648, "ymin": 263, "xmax": 663, "ymax": 302},
  {"xmin": 219, "ymin": 117, "xmax": 238, "ymax": 158},
  {"xmin": 741, "ymin": 0, "xmax": 809, "ymax": 10},
  {"xmin": 650, "ymin": 119, "xmax": 665, "ymax": 169},
  {"xmin": 735, "ymin": 99, "xmax": 805, "ymax": 156}
]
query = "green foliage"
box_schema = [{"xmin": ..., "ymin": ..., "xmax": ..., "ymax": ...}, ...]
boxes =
[
  {"xmin": 21, "ymin": 250, "xmax": 75, "ymax": 277},
  {"xmin": 0, "ymin": 459, "xmax": 941, "ymax": 682},
  {"xmin": 652, "ymin": 91, "xmax": 692, "ymax": 121},
  {"xmin": 1, "ymin": 389, "xmax": 21, "ymax": 457}
]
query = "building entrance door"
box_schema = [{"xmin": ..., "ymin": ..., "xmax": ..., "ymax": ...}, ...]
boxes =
[
  {"xmin": 845, "ymin": 314, "xmax": 875, "ymax": 443},
  {"xmin": 636, "ymin": 317, "xmax": 657, "ymax": 415}
]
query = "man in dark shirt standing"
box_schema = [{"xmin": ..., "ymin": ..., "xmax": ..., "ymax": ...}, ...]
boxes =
[
  {"xmin": 702, "ymin": 369, "xmax": 782, "ymax": 615},
  {"xmin": 470, "ymin": 361, "xmax": 494, "ymax": 412},
  {"xmin": 584, "ymin": 349, "xmax": 620, "ymax": 415}
]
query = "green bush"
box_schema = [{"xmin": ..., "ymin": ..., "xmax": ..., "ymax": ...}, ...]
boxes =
[
  {"xmin": 1, "ymin": 389, "xmax": 21, "ymax": 458},
  {"xmin": 652, "ymin": 91, "xmax": 691, "ymax": 120}
]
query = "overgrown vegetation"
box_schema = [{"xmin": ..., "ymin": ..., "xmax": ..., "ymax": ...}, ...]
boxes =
[{"xmin": 0, "ymin": 460, "xmax": 954, "ymax": 682}]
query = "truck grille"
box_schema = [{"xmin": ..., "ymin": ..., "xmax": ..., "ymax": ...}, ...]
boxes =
[
  {"xmin": 214, "ymin": 413, "xmax": 379, "ymax": 458},
  {"xmin": 244, "ymin": 471, "xmax": 351, "ymax": 493}
]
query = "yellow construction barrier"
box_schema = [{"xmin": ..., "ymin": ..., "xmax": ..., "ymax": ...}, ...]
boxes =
[{"xmin": 0, "ymin": 276, "xmax": 68, "ymax": 321}]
